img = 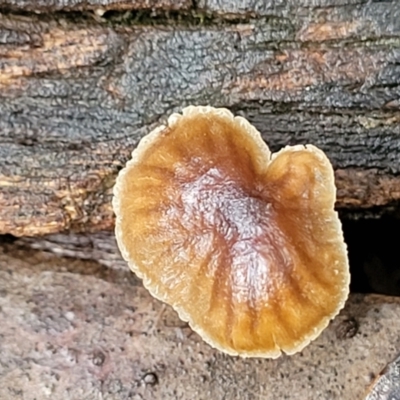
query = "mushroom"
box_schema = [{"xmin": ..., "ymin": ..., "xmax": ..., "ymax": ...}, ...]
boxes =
[{"xmin": 113, "ymin": 106, "xmax": 350, "ymax": 358}]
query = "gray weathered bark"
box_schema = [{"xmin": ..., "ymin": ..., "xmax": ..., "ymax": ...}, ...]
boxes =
[{"xmin": 1, "ymin": 1, "xmax": 400, "ymax": 236}]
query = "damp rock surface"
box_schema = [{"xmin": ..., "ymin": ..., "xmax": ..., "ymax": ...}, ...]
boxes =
[{"xmin": 0, "ymin": 242, "xmax": 399, "ymax": 400}]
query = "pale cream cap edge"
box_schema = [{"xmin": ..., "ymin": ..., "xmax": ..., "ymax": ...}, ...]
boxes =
[{"xmin": 112, "ymin": 105, "xmax": 350, "ymax": 358}]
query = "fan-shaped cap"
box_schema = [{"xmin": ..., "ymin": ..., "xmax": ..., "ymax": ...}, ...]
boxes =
[{"xmin": 113, "ymin": 106, "xmax": 350, "ymax": 358}]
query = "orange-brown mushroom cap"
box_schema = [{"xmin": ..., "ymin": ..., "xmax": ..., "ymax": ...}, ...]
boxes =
[{"xmin": 113, "ymin": 106, "xmax": 350, "ymax": 358}]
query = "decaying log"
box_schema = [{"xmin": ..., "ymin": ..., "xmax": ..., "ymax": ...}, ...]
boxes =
[
  {"xmin": 0, "ymin": 0, "xmax": 192, "ymax": 12},
  {"xmin": 1, "ymin": 1, "xmax": 400, "ymax": 236},
  {"xmin": 18, "ymin": 232, "xmax": 126, "ymax": 270}
]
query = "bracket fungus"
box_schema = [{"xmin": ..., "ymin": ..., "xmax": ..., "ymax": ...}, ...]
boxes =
[{"xmin": 113, "ymin": 106, "xmax": 350, "ymax": 358}]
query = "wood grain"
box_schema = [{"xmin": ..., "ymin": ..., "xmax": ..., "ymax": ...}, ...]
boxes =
[
  {"xmin": 0, "ymin": 0, "xmax": 192, "ymax": 12},
  {"xmin": 1, "ymin": 1, "xmax": 400, "ymax": 236}
]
